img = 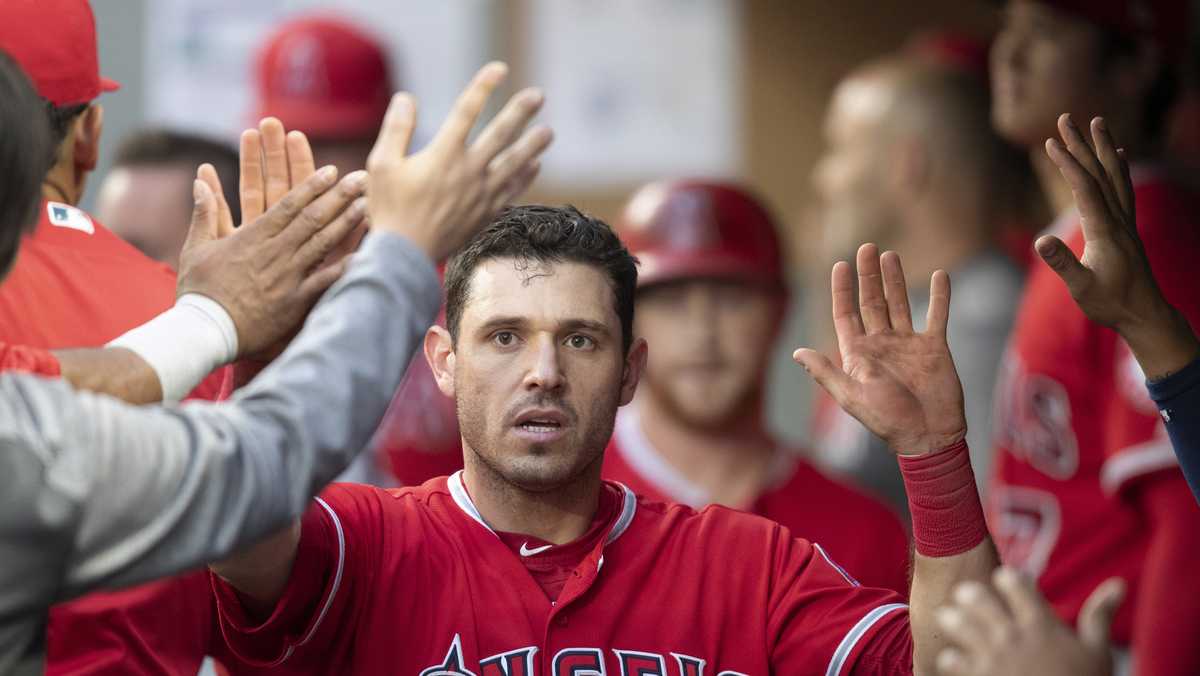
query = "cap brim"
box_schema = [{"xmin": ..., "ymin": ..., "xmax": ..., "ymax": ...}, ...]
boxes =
[{"xmin": 100, "ymin": 77, "xmax": 121, "ymax": 93}]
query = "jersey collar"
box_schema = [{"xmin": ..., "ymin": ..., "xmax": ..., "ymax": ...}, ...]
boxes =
[{"xmin": 447, "ymin": 470, "xmax": 638, "ymax": 547}]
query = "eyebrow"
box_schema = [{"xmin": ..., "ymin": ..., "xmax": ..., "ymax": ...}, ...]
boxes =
[{"xmin": 476, "ymin": 316, "xmax": 613, "ymax": 337}]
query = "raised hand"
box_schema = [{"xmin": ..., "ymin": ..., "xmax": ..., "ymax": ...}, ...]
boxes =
[
  {"xmin": 365, "ymin": 62, "xmax": 553, "ymax": 260},
  {"xmin": 935, "ymin": 567, "xmax": 1123, "ymax": 676},
  {"xmin": 176, "ymin": 118, "xmax": 368, "ymax": 359},
  {"xmin": 1039, "ymin": 113, "xmax": 1198, "ymax": 379},
  {"xmin": 794, "ymin": 244, "xmax": 966, "ymax": 454}
]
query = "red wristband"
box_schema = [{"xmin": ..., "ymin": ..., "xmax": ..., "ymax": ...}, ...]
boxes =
[{"xmin": 898, "ymin": 439, "xmax": 988, "ymax": 557}]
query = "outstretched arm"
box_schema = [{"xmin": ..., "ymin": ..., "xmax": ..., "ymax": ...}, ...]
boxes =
[{"xmin": 795, "ymin": 244, "xmax": 997, "ymax": 674}]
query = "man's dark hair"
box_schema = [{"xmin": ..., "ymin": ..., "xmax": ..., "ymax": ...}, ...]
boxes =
[
  {"xmin": 1098, "ymin": 29, "xmax": 1180, "ymax": 142},
  {"xmin": 0, "ymin": 51, "xmax": 53, "ymax": 276},
  {"xmin": 444, "ymin": 205, "xmax": 640, "ymax": 354},
  {"xmin": 112, "ymin": 128, "xmax": 242, "ymax": 225}
]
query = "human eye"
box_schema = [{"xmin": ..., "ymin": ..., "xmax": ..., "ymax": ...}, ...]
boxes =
[
  {"xmin": 492, "ymin": 331, "xmax": 518, "ymax": 347},
  {"xmin": 564, "ymin": 334, "xmax": 596, "ymax": 350}
]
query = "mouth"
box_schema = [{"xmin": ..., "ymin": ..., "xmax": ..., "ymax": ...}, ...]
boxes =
[{"xmin": 511, "ymin": 408, "xmax": 570, "ymax": 443}]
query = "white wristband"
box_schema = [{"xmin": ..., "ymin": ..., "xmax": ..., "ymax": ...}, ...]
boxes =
[{"xmin": 107, "ymin": 293, "xmax": 239, "ymax": 402}]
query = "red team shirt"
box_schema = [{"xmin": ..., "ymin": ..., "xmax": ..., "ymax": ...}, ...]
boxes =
[
  {"xmin": 210, "ymin": 475, "xmax": 913, "ymax": 675},
  {"xmin": 0, "ymin": 200, "xmax": 229, "ymax": 674},
  {"xmin": 989, "ymin": 169, "xmax": 1200, "ymax": 647},
  {"xmin": 603, "ymin": 406, "xmax": 911, "ymax": 596}
]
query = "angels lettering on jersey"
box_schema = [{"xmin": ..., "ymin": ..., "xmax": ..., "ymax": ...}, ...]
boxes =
[
  {"xmin": 992, "ymin": 350, "xmax": 1079, "ymax": 479},
  {"xmin": 421, "ymin": 634, "xmax": 748, "ymax": 676}
]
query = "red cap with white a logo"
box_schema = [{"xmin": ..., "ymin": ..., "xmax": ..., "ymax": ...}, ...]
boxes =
[{"xmin": 253, "ymin": 15, "xmax": 394, "ymax": 141}]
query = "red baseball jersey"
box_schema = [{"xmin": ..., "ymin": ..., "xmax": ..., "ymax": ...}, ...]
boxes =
[
  {"xmin": 210, "ymin": 475, "xmax": 912, "ymax": 675},
  {"xmin": 0, "ymin": 200, "xmax": 230, "ymax": 674},
  {"xmin": 988, "ymin": 168, "xmax": 1200, "ymax": 644},
  {"xmin": 0, "ymin": 342, "xmax": 60, "ymax": 376},
  {"xmin": 604, "ymin": 407, "xmax": 911, "ymax": 596}
]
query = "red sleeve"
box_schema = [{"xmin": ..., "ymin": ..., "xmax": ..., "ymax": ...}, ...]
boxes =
[
  {"xmin": 184, "ymin": 365, "xmax": 234, "ymax": 403},
  {"xmin": 1129, "ymin": 476, "xmax": 1200, "ymax": 676},
  {"xmin": 768, "ymin": 528, "xmax": 912, "ymax": 675},
  {"xmin": 1102, "ymin": 182, "xmax": 1200, "ymax": 492},
  {"xmin": 0, "ymin": 341, "xmax": 61, "ymax": 376},
  {"xmin": 211, "ymin": 484, "xmax": 385, "ymax": 671}
]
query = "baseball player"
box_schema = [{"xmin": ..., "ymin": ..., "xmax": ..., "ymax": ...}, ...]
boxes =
[
  {"xmin": 937, "ymin": 110, "xmax": 1200, "ymax": 676},
  {"xmin": 604, "ymin": 180, "xmax": 909, "ymax": 595},
  {"xmin": 0, "ymin": 58, "xmax": 550, "ymax": 673},
  {"xmin": 986, "ymin": 2, "xmax": 1200, "ymax": 673},
  {"xmin": 206, "ymin": 198, "xmax": 1003, "ymax": 674}
]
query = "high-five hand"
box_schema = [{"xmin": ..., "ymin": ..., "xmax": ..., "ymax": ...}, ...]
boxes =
[
  {"xmin": 794, "ymin": 244, "xmax": 966, "ymax": 454},
  {"xmin": 177, "ymin": 117, "xmax": 368, "ymax": 359},
  {"xmin": 1038, "ymin": 113, "xmax": 1198, "ymax": 379},
  {"xmin": 365, "ymin": 62, "xmax": 553, "ymax": 261}
]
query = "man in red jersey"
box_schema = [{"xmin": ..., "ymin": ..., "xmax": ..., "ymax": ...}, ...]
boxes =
[
  {"xmin": 207, "ymin": 191, "xmax": 1005, "ymax": 674},
  {"xmin": 604, "ymin": 179, "xmax": 909, "ymax": 595},
  {"xmin": 987, "ymin": 2, "xmax": 1200, "ymax": 674},
  {"xmin": 0, "ymin": 2, "xmax": 375, "ymax": 673}
]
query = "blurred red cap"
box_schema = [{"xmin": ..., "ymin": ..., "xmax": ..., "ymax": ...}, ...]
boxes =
[
  {"xmin": 254, "ymin": 16, "xmax": 394, "ymax": 140},
  {"xmin": 0, "ymin": 0, "xmax": 120, "ymax": 106},
  {"xmin": 1035, "ymin": 0, "xmax": 1191, "ymax": 59},
  {"xmin": 616, "ymin": 180, "xmax": 787, "ymax": 291}
]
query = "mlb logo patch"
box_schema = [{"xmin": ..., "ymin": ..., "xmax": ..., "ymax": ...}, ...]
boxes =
[{"xmin": 46, "ymin": 201, "xmax": 95, "ymax": 235}]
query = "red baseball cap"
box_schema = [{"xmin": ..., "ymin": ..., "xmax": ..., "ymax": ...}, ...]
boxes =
[
  {"xmin": 1032, "ymin": 0, "xmax": 1191, "ymax": 59},
  {"xmin": 254, "ymin": 16, "xmax": 394, "ymax": 140},
  {"xmin": 0, "ymin": 0, "xmax": 119, "ymax": 106}
]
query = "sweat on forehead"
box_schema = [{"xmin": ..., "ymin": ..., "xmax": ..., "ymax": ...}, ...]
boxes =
[{"xmin": 442, "ymin": 204, "xmax": 639, "ymax": 352}]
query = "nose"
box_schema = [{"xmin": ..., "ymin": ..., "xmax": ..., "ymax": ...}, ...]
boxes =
[
  {"xmin": 678, "ymin": 290, "xmax": 720, "ymax": 352},
  {"xmin": 523, "ymin": 334, "xmax": 565, "ymax": 392}
]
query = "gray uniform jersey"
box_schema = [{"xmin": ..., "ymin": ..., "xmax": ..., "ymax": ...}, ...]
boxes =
[{"xmin": 0, "ymin": 231, "xmax": 440, "ymax": 674}]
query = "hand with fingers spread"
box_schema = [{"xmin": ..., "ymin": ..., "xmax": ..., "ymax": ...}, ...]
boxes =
[
  {"xmin": 934, "ymin": 567, "xmax": 1124, "ymax": 676},
  {"xmin": 794, "ymin": 243, "xmax": 966, "ymax": 454},
  {"xmin": 176, "ymin": 118, "xmax": 369, "ymax": 359},
  {"xmin": 1040, "ymin": 113, "xmax": 1199, "ymax": 379},
  {"xmin": 365, "ymin": 61, "xmax": 553, "ymax": 261}
]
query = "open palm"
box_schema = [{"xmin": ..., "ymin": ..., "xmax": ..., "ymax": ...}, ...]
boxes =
[{"xmin": 795, "ymin": 244, "xmax": 966, "ymax": 455}]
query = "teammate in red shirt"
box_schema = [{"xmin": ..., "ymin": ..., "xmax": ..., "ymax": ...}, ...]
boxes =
[
  {"xmin": 209, "ymin": 203, "xmax": 1002, "ymax": 675},
  {"xmin": 987, "ymin": 2, "xmax": 1200, "ymax": 673},
  {"xmin": 604, "ymin": 180, "xmax": 909, "ymax": 595}
]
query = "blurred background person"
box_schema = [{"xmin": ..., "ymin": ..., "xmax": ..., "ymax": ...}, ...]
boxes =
[
  {"xmin": 986, "ymin": 1, "xmax": 1200, "ymax": 674},
  {"xmin": 808, "ymin": 45, "xmax": 1037, "ymax": 516},
  {"xmin": 606, "ymin": 180, "xmax": 910, "ymax": 595},
  {"xmin": 253, "ymin": 14, "xmax": 393, "ymax": 174},
  {"xmin": 95, "ymin": 128, "xmax": 239, "ymax": 269}
]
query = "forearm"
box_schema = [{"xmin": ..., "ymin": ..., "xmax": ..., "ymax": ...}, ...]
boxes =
[
  {"xmin": 899, "ymin": 440, "xmax": 999, "ymax": 674},
  {"xmin": 53, "ymin": 347, "xmax": 163, "ymax": 404},
  {"xmin": 211, "ymin": 522, "xmax": 301, "ymax": 620},
  {"xmin": 1131, "ymin": 477, "xmax": 1200, "ymax": 676},
  {"xmin": 0, "ymin": 232, "xmax": 439, "ymax": 613},
  {"xmin": 910, "ymin": 541, "xmax": 999, "ymax": 674},
  {"xmin": 1146, "ymin": 356, "xmax": 1200, "ymax": 503},
  {"xmin": 1118, "ymin": 302, "xmax": 1200, "ymax": 381}
]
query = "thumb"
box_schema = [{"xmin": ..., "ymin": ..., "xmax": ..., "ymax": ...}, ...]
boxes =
[
  {"xmin": 185, "ymin": 179, "xmax": 218, "ymax": 246},
  {"xmin": 1035, "ymin": 234, "xmax": 1092, "ymax": 296},
  {"xmin": 1078, "ymin": 577, "xmax": 1125, "ymax": 652},
  {"xmin": 793, "ymin": 347, "xmax": 851, "ymax": 403}
]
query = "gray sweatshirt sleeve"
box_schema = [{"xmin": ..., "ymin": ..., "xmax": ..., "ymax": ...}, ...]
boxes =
[{"xmin": 0, "ymin": 231, "xmax": 440, "ymax": 618}]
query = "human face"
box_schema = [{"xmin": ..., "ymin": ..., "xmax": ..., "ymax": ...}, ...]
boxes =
[
  {"xmin": 429, "ymin": 259, "xmax": 644, "ymax": 492},
  {"xmin": 96, "ymin": 164, "xmax": 193, "ymax": 269},
  {"xmin": 991, "ymin": 0, "xmax": 1110, "ymax": 147},
  {"xmin": 812, "ymin": 74, "xmax": 895, "ymax": 259},
  {"xmin": 635, "ymin": 279, "xmax": 780, "ymax": 430}
]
